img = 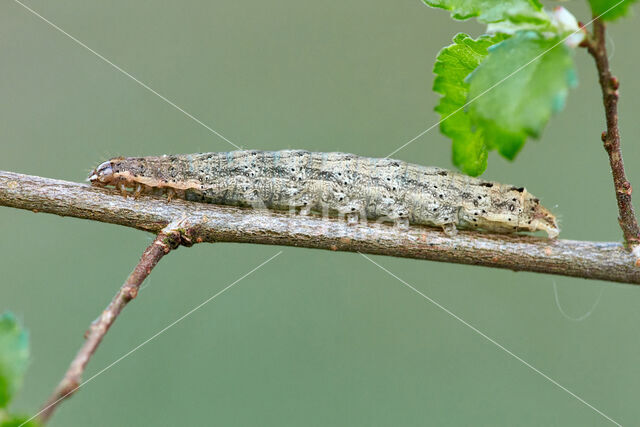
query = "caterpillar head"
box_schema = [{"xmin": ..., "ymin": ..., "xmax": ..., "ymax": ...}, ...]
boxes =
[{"xmin": 88, "ymin": 160, "xmax": 115, "ymax": 186}]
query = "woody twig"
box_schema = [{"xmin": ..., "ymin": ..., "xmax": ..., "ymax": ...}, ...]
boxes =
[
  {"xmin": 583, "ymin": 17, "xmax": 640, "ymax": 249},
  {"xmin": 1, "ymin": 170, "xmax": 639, "ymax": 285},
  {"xmin": 37, "ymin": 229, "xmax": 183, "ymax": 424}
]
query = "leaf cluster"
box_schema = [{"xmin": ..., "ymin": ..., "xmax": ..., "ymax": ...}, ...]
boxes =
[{"xmin": 427, "ymin": 0, "xmax": 636, "ymax": 175}]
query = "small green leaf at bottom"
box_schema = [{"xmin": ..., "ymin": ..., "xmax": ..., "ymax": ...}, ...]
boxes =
[{"xmin": 0, "ymin": 313, "xmax": 29, "ymax": 409}]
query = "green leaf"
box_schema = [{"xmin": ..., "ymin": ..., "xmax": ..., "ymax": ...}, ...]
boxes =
[
  {"xmin": 588, "ymin": 0, "xmax": 638, "ymax": 21},
  {"xmin": 467, "ymin": 31, "xmax": 577, "ymax": 160},
  {"xmin": 422, "ymin": 0, "xmax": 546, "ymax": 23},
  {"xmin": 475, "ymin": 119, "xmax": 528, "ymax": 160},
  {"xmin": 433, "ymin": 33, "xmax": 508, "ymax": 176},
  {"xmin": 0, "ymin": 414, "xmax": 39, "ymax": 427},
  {"xmin": 0, "ymin": 313, "xmax": 29, "ymax": 408}
]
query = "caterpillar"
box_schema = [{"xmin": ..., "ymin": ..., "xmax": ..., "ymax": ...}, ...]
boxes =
[{"xmin": 88, "ymin": 150, "xmax": 559, "ymax": 238}]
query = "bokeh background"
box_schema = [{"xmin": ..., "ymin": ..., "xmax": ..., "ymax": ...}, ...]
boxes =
[{"xmin": 2, "ymin": 0, "xmax": 639, "ymax": 425}]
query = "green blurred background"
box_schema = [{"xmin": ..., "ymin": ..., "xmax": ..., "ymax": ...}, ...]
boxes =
[{"xmin": 2, "ymin": 0, "xmax": 639, "ymax": 425}]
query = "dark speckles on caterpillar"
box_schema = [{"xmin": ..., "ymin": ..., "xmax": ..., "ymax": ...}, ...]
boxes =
[{"xmin": 88, "ymin": 150, "xmax": 559, "ymax": 238}]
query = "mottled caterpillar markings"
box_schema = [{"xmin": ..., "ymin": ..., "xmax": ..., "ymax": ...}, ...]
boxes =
[{"xmin": 88, "ymin": 150, "xmax": 559, "ymax": 238}]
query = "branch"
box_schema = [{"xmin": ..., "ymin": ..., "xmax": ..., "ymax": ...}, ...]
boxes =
[
  {"xmin": 37, "ymin": 230, "xmax": 183, "ymax": 424},
  {"xmin": 585, "ymin": 18, "xmax": 640, "ymax": 248},
  {"xmin": 1, "ymin": 170, "xmax": 639, "ymax": 284}
]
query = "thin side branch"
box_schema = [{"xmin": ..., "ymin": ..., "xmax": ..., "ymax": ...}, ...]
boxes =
[
  {"xmin": 1, "ymin": 170, "xmax": 639, "ymax": 284},
  {"xmin": 32, "ymin": 196, "xmax": 190, "ymax": 425},
  {"xmin": 585, "ymin": 18, "xmax": 640, "ymax": 248},
  {"xmin": 37, "ymin": 230, "xmax": 182, "ymax": 424}
]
